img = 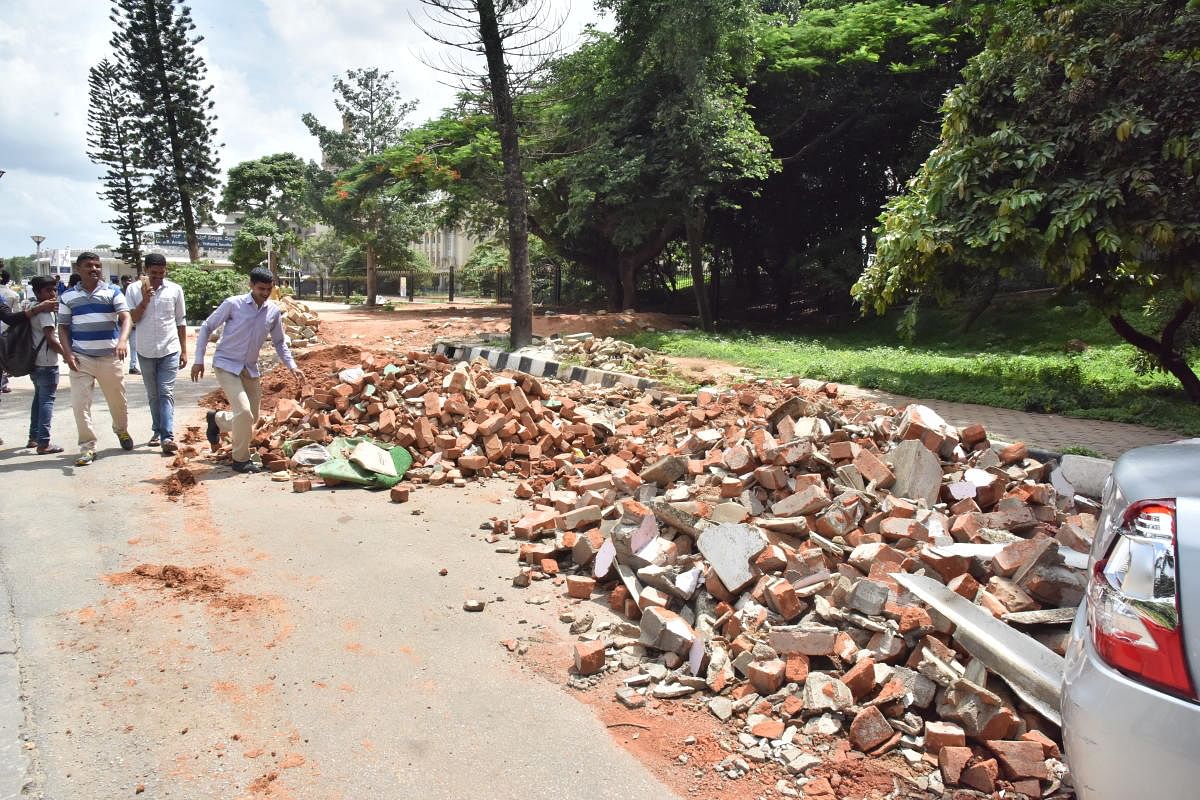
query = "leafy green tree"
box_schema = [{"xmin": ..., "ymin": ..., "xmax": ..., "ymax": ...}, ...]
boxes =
[
  {"xmin": 711, "ymin": 0, "xmax": 970, "ymax": 322},
  {"xmin": 535, "ymin": 2, "xmax": 775, "ymax": 326},
  {"xmin": 109, "ymin": 0, "xmax": 220, "ymax": 262},
  {"xmin": 86, "ymin": 59, "xmax": 149, "ymax": 271},
  {"xmin": 168, "ymin": 265, "xmax": 247, "ymax": 319},
  {"xmin": 856, "ymin": 0, "xmax": 1200, "ymax": 401},
  {"xmin": 416, "ymin": 0, "xmax": 547, "ymax": 347},
  {"xmin": 220, "ymin": 153, "xmax": 312, "ymax": 277},
  {"xmin": 301, "ymin": 68, "xmax": 417, "ymax": 172},
  {"xmin": 609, "ymin": 0, "xmax": 776, "ymax": 329},
  {"xmin": 228, "ymin": 217, "xmax": 277, "ymax": 274},
  {"xmin": 303, "ymin": 69, "xmax": 419, "ymax": 306},
  {"xmin": 3, "ymin": 256, "xmax": 35, "ymax": 281},
  {"xmin": 299, "ymin": 229, "xmax": 350, "ymax": 298}
]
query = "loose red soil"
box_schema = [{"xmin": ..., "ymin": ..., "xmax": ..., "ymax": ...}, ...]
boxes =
[{"xmin": 162, "ymin": 467, "xmax": 197, "ymax": 499}]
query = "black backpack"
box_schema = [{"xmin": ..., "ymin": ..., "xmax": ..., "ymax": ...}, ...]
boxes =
[{"xmin": 0, "ymin": 315, "xmax": 44, "ymax": 378}]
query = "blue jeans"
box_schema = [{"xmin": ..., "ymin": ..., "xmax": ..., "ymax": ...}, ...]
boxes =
[
  {"xmin": 139, "ymin": 352, "xmax": 178, "ymax": 441},
  {"xmin": 128, "ymin": 329, "xmax": 139, "ymax": 371},
  {"xmin": 28, "ymin": 365, "xmax": 59, "ymax": 446}
]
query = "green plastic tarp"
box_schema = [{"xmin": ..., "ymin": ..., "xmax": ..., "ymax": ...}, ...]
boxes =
[{"xmin": 313, "ymin": 437, "xmax": 413, "ymax": 489}]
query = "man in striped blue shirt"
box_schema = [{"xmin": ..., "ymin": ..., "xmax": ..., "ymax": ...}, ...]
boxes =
[{"xmin": 57, "ymin": 252, "xmax": 134, "ymax": 466}]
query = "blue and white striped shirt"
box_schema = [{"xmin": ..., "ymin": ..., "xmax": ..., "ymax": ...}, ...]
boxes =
[{"xmin": 58, "ymin": 282, "xmax": 130, "ymax": 357}]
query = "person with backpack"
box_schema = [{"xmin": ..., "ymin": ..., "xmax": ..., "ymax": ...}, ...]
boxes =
[
  {"xmin": 25, "ymin": 276, "xmax": 72, "ymax": 455},
  {"xmin": 0, "ymin": 269, "xmax": 19, "ymax": 395},
  {"xmin": 0, "ymin": 260, "xmax": 58, "ymax": 447},
  {"xmin": 57, "ymin": 252, "xmax": 134, "ymax": 466}
]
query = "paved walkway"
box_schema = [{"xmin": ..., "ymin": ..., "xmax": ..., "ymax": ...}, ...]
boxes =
[{"xmin": 798, "ymin": 380, "xmax": 1186, "ymax": 460}]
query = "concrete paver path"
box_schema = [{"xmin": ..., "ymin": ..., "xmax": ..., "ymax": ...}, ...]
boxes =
[{"xmin": 804, "ymin": 380, "xmax": 1186, "ymax": 459}]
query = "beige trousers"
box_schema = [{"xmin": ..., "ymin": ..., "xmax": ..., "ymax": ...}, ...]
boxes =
[
  {"xmin": 215, "ymin": 367, "xmax": 262, "ymax": 463},
  {"xmin": 70, "ymin": 353, "xmax": 129, "ymax": 451}
]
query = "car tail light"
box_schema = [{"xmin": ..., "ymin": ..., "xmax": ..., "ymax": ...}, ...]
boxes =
[{"xmin": 1088, "ymin": 499, "xmax": 1196, "ymax": 698}]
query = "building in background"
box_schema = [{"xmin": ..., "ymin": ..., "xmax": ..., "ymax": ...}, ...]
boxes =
[{"xmin": 415, "ymin": 227, "xmax": 480, "ymax": 293}]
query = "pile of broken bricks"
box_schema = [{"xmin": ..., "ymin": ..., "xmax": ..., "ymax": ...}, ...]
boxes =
[
  {"xmin": 256, "ymin": 350, "xmax": 663, "ymax": 492},
  {"xmin": 277, "ymin": 292, "xmax": 321, "ymax": 348},
  {"xmin": 502, "ymin": 392, "xmax": 1088, "ymax": 799},
  {"xmin": 245, "ymin": 347, "xmax": 1084, "ymax": 797},
  {"xmin": 535, "ymin": 333, "xmax": 672, "ymax": 374}
]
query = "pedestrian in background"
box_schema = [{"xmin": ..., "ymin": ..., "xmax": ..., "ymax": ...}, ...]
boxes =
[
  {"xmin": 0, "ymin": 269, "xmax": 19, "ymax": 395},
  {"xmin": 124, "ymin": 254, "xmax": 186, "ymax": 454},
  {"xmin": 26, "ymin": 276, "xmax": 72, "ymax": 455},
  {"xmin": 0, "ymin": 259, "xmax": 57, "ymax": 445},
  {"xmin": 191, "ymin": 267, "xmax": 302, "ymax": 474},
  {"xmin": 120, "ymin": 275, "xmax": 140, "ymax": 375},
  {"xmin": 57, "ymin": 252, "xmax": 133, "ymax": 466}
]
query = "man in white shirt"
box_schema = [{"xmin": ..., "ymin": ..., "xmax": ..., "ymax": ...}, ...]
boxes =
[{"xmin": 124, "ymin": 253, "xmax": 187, "ymax": 454}]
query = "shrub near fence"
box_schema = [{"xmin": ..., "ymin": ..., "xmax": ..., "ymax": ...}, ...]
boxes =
[{"xmin": 169, "ymin": 266, "xmax": 247, "ymax": 322}]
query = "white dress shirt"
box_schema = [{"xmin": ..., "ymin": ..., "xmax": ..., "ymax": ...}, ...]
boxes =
[{"xmin": 125, "ymin": 279, "xmax": 187, "ymax": 359}]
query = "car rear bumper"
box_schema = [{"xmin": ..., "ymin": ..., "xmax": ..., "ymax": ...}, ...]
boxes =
[{"xmin": 1062, "ymin": 606, "xmax": 1200, "ymax": 800}]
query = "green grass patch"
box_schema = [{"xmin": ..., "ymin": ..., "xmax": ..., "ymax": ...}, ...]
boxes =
[{"xmin": 628, "ymin": 296, "xmax": 1200, "ymax": 436}]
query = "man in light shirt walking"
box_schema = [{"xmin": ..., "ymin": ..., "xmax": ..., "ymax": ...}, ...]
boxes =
[
  {"xmin": 124, "ymin": 253, "xmax": 187, "ymax": 454},
  {"xmin": 57, "ymin": 252, "xmax": 134, "ymax": 466},
  {"xmin": 191, "ymin": 267, "xmax": 303, "ymax": 474}
]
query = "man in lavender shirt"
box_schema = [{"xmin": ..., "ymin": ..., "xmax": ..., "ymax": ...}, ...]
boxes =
[{"xmin": 190, "ymin": 268, "xmax": 303, "ymax": 473}]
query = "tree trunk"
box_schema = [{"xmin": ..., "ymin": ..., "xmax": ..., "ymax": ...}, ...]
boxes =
[
  {"xmin": 448, "ymin": 262, "xmax": 455, "ymax": 303},
  {"xmin": 601, "ymin": 266, "xmax": 622, "ymax": 311},
  {"xmin": 477, "ymin": 0, "xmax": 532, "ymax": 349},
  {"xmin": 773, "ymin": 259, "xmax": 792, "ymax": 323},
  {"xmin": 685, "ymin": 211, "xmax": 712, "ymax": 331},
  {"xmin": 268, "ymin": 247, "xmax": 279, "ymax": 282},
  {"xmin": 145, "ymin": 3, "xmax": 200, "ymax": 263},
  {"xmin": 365, "ymin": 244, "xmax": 378, "ymax": 307},
  {"xmin": 618, "ymin": 259, "xmax": 637, "ymax": 311},
  {"xmin": 959, "ymin": 270, "xmax": 999, "ymax": 334},
  {"xmin": 708, "ymin": 251, "xmax": 721, "ymax": 323},
  {"xmin": 1109, "ymin": 303, "xmax": 1200, "ymax": 403}
]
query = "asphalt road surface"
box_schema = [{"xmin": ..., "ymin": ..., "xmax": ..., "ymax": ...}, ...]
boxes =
[{"xmin": 0, "ymin": 367, "xmax": 677, "ymax": 799}]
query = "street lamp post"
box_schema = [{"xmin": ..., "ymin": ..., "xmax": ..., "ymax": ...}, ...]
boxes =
[{"xmin": 31, "ymin": 234, "xmax": 45, "ymax": 279}]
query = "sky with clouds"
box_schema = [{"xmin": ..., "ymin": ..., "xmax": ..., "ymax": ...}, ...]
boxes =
[{"xmin": 0, "ymin": 0, "xmax": 605, "ymax": 259}]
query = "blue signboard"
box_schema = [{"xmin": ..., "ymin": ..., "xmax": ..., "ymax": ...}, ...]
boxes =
[{"xmin": 153, "ymin": 231, "xmax": 235, "ymax": 250}]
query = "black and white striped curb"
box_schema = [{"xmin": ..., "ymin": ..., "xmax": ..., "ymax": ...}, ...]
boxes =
[{"xmin": 431, "ymin": 341, "xmax": 657, "ymax": 391}]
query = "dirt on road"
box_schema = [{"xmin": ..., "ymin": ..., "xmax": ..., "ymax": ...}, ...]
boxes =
[{"xmin": 315, "ymin": 303, "xmax": 688, "ymax": 351}]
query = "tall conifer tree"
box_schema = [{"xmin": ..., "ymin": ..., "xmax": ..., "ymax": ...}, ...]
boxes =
[
  {"xmin": 110, "ymin": 0, "xmax": 219, "ymax": 262},
  {"xmin": 86, "ymin": 59, "xmax": 148, "ymax": 271}
]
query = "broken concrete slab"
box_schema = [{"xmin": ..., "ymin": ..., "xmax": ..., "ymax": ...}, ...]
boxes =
[
  {"xmin": 1050, "ymin": 453, "xmax": 1113, "ymax": 500},
  {"xmin": 892, "ymin": 572, "xmax": 1064, "ymax": 725},
  {"xmin": 887, "ymin": 439, "xmax": 943, "ymax": 507},
  {"xmin": 696, "ymin": 523, "xmax": 766, "ymax": 594}
]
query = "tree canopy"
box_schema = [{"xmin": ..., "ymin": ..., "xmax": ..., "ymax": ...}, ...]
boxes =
[
  {"xmin": 856, "ymin": 0, "xmax": 1200, "ymax": 399},
  {"xmin": 109, "ymin": 0, "xmax": 220, "ymax": 262}
]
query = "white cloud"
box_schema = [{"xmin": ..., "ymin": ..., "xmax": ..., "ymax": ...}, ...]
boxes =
[{"xmin": 0, "ymin": 0, "xmax": 607, "ymax": 259}]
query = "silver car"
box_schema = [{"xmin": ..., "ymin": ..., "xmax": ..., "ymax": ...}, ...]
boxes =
[{"xmin": 1063, "ymin": 441, "xmax": 1200, "ymax": 799}]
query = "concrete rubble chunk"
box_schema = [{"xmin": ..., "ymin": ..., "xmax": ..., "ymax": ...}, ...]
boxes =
[
  {"xmin": 696, "ymin": 523, "xmax": 766, "ymax": 594},
  {"xmin": 770, "ymin": 623, "xmax": 839, "ymax": 656},
  {"xmin": 771, "ymin": 484, "xmax": 830, "ymax": 517},
  {"xmin": 1011, "ymin": 538, "xmax": 1088, "ymax": 607},
  {"xmin": 848, "ymin": 579, "xmax": 890, "ymax": 616},
  {"xmin": 638, "ymin": 607, "xmax": 696, "ymax": 655},
  {"xmin": 887, "ymin": 439, "xmax": 943, "ymax": 506},
  {"xmin": 640, "ymin": 455, "xmax": 686, "ymax": 487},
  {"xmin": 803, "ymin": 673, "xmax": 853, "ymax": 713}
]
